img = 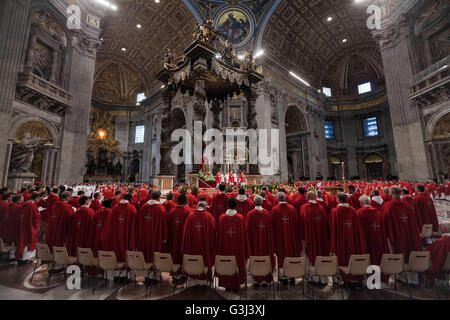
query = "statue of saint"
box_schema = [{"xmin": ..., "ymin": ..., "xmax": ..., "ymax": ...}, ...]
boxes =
[{"xmin": 10, "ymin": 133, "xmax": 51, "ymax": 173}]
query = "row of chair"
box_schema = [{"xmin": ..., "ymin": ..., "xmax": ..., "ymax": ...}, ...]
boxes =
[{"xmin": 31, "ymin": 242, "xmax": 450, "ymax": 299}]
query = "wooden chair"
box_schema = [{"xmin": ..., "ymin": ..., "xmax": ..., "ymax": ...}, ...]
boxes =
[
  {"xmin": 278, "ymin": 257, "xmax": 306, "ymax": 295},
  {"xmin": 308, "ymin": 256, "xmax": 339, "ymax": 300},
  {"xmin": 97, "ymin": 251, "xmax": 125, "ymax": 297},
  {"xmin": 213, "ymin": 255, "xmax": 243, "ymax": 295},
  {"xmin": 339, "ymin": 254, "xmax": 371, "ymax": 299},
  {"xmin": 247, "ymin": 256, "xmax": 275, "ymax": 299},
  {"xmin": 404, "ymin": 251, "xmax": 431, "ymax": 289},
  {"xmin": 53, "ymin": 247, "xmax": 78, "ymax": 289},
  {"xmin": 380, "ymin": 254, "xmax": 405, "ymax": 291},
  {"xmin": 126, "ymin": 251, "xmax": 154, "ymax": 298},
  {"xmin": 77, "ymin": 248, "xmax": 98, "ymax": 294},
  {"xmin": 151, "ymin": 252, "xmax": 181, "ymax": 297},
  {"xmin": 31, "ymin": 243, "xmax": 54, "ymax": 286},
  {"xmin": 182, "ymin": 254, "xmax": 209, "ymax": 287}
]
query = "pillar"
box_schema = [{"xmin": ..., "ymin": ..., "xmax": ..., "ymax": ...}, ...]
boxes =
[
  {"xmin": 373, "ymin": 13, "xmax": 431, "ymax": 180},
  {"xmin": 0, "ymin": 0, "xmax": 31, "ymax": 186}
]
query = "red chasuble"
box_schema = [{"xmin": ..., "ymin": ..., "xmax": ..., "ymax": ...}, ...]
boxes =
[
  {"xmin": 100, "ymin": 201, "xmax": 136, "ymax": 262},
  {"xmin": 426, "ymin": 237, "xmax": 450, "ymax": 280},
  {"xmin": 15, "ymin": 202, "xmax": 40, "ymax": 259},
  {"xmin": 349, "ymin": 193, "xmax": 362, "ymax": 210},
  {"xmin": 261, "ymin": 198, "xmax": 273, "ymax": 213},
  {"xmin": 413, "ymin": 193, "xmax": 439, "ymax": 232},
  {"xmin": 0, "ymin": 200, "xmax": 8, "ymax": 242},
  {"xmin": 246, "ymin": 208, "xmax": 275, "ymax": 283},
  {"xmin": 88, "ymin": 207, "xmax": 111, "ymax": 256},
  {"xmin": 187, "ymin": 194, "xmax": 198, "ymax": 209},
  {"xmin": 329, "ymin": 204, "xmax": 367, "ymax": 267},
  {"xmin": 271, "ymin": 203, "xmax": 301, "ymax": 268},
  {"xmin": 45, "ymin": 201, "xmax": 75, "ymax": 250},
  {"xmin": 301, "ymin": 202, "xmax": 330, "ymax": 264},
  {"xmin": 166, "ymin": 205, "xmax": 191, "ymax": 265},
  {"xmin": 216, "ymin": 213, "xmax": 250, "ymax": 290},
  {"xmin": 210, "ymin": 192, "xmax": 229, "ymax": 223},
  {"xmin": 293, "ymin": 194, "xmax": 307, "ymax": 215},
  {"xmin": 68, "ymin": 196, "xmax": 80, "ymax": 209},
  {"xmin": 380, "ymin": 199, "xmax": 422, "ymax": 257},
  {"xmin": 66, "ymin": 206, "xmax": 95, "ymax": 256},
  {"xmin": 235, "ymin": 197, "xmax": 254, "ymax": 220},
  {"xmin": 181, "ymin": 209, "xmax": 216, "ymax": 280},
  {"xmin": 357, "ymin": 206, "xmax": 389, "ymax": 265},
  {"xmin": 2, "ymin": 202, "xmax": 21, "ymax": 246},
  {"xmin": 42, "ymin": 193, "xmax": 59, "ymax": 222},
  {"xmin": 89, "ymin": 199, "xmax": 102, "ymax": 213},
  {"xmin": 135, "ymin": 202, "xmax": 168, "ymax": 262}
]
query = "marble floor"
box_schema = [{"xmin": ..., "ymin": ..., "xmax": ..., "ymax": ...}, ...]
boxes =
[{"xmin": 0, "ymin": 199, "xmax": 448, "ymax": 301}]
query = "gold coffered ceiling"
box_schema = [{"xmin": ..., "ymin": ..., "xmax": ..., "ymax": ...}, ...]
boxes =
[
  {"xmin": 94, "ymin": 0, "xmax": 384, "ymax": 102},
  {"xmin": 261, "ymin": 0, "xmax": 381, "ymax": 89},
  {"xmin": 97, "ymin": 0, "xmax": 198, "ymax": 92}
]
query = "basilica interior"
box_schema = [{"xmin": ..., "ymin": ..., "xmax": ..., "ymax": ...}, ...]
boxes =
[{"xmin": 0, "ymin": 0, "xmax": 448, "ymax": 189}]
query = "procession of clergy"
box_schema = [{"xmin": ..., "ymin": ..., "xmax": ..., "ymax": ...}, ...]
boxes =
[{"xmin": 1, "ymin": 180, "xmax": 449, "ymax": 292}]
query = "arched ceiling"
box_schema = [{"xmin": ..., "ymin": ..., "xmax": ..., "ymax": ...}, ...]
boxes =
[
  {"xmin": 93, "ymin": 0, "xmax": 385, "ymax": 102},
  {"xmin": 261, "ymin": 0, "xmax": 382, "ymax": 90},
  {"xmin": 96, "ymin": 0, "xmax": 198, "ymax": 92}
]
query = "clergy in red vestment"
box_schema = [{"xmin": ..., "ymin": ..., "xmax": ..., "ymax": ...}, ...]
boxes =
[
  {"xmin": 347, "ymin": 186, "xmax": 362, "ymax": 210},
  {"xmin": 271, "ymin": 192, "xmax": 301, "ymax": 278},
  {"xmin": 186, "ymin": 192, "xmax": 198, "ymax": 209},
  {"xmin": 100, "ymin": 193, "xmax": 136, "ymax": 262},
  {"xmin": 246, "ymin": 196, "xmax": 275, "ymax": 285},
  {"xmin": 329, "ymin": 193, "xmax": 367, "ymax": 270},
  {"xmin": 301, "ymin": 192, "xmax": 330, "ymax": 265},
  {"xmin": 210, "ymin": 184, "xmax": 229, "ymax": 223},
  {"xmin": 45, "ymin": 192, "xmax": 75, "ymax": 250},
  {"xmin": 10, "ymin": 194, "xmax": 25, "ymax": 246},
  {"xmin": 413, "ymin": 185, "xmax": 439, "ymax": 232},
  {"xmin": 111, "ymin": 191, "xmax": 122, "ymax": 207},
  {"xmin": 135, "ymin": 190, "xmax": 168, "ymax": 263},
  {"xmin": 316, "ymin": 190, "xmax": 330, "ymax": 216},
  {"xmin": 66, "ymin": 196, "xmax": 95, "ymax": 256},
  {"xmin": 259, "ymin": 191, "xmax": 273, "ymax": 213},
  {"xmin": 382, "ymin": 187, "xmax": 392, "ymax": 203},
  {"xmin": 89, "ymin": 192, "xmax": 102, "ymax": 213},
  {"xmin": 89, "ymin": 199, "xmax": 112, "ymax": 257},
  {"xmin": 181, "ymin": 197, "xmax": 216, "ymax": 281},
  {"xmin": 68, "ymin": 190, "xmax": 84, "ymax": 209},
  {"xmin": 197, "ymin": 189, "xmax": 212, "ymax": 207},
  {"xmin": 370, "ymin": 189, "xmax": 383, "ymax": 211},
  {"xmin": 162, "ymin": 192, "xmax": 176, "ymax": 214},
  {"xmin": 166, "ymin": 194, "xmax": 191, "ymax": 283},
  {"xmin": 357, "ymin": 196, "xmax": 388, "ymax": 266},
  {"xmin": 380, "ymin": 187, "xmax": 422, "ymax": 257},
  {"xmin": 216, "ymin": 198, "xmax": 250, "ymax": 290},
  {"xmin": 42, "ymin": 187, "xmax": 60, "ymax": 222},
  {"xmin": 0, "ymin": 193, "xmax": 13, "ymax": 245},
  {"xmin": 15, "ymin": 193, "xmax": 41, "ymax": 260},
  {"xmin": 235, "ymin": 188, "xmax": 254, "ymax": 220},
  {"xmin": 400, "ymin": 188, "xmax": 422, "ymax": 228},
  {"xmin": 293, "ymin": 188, "xmax": 307, "ymax": 214}
]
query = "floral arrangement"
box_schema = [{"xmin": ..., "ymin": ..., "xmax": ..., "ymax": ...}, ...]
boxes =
[{"xmin": 199, "ymin": 170, "xmax": 215, "ymax": 183}]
